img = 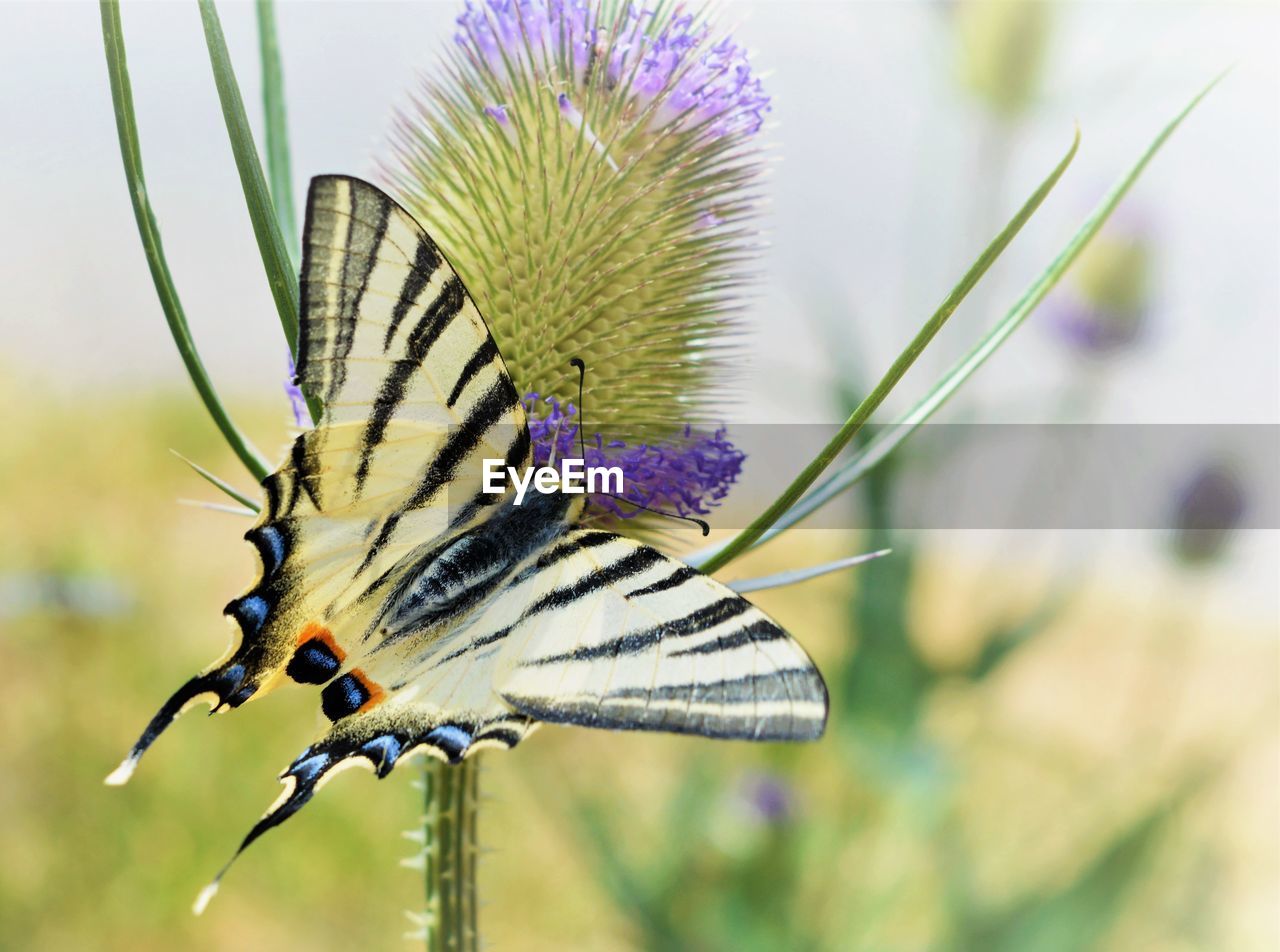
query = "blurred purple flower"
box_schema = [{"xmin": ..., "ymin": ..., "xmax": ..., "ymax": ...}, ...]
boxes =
[
  {"xmin": 1048, "ymin": 210, "xmax": 1154, "ymax": 357},
  {"xmin": 525, "ymin": 394, "xmax": 745, "ymax": 521},
  {"xmin": 455, "ymin": 0, "xmax": 770, "ymax": 138},
  {"xmin": 285, "ymin": 354, "xmax": 308, "ymax": 427},
  {"xmin": 1171, "ymin": 462, "xmax": 1247, "ymax": 565},
  {"xmin": 738, "ymin": 771, "xmax": 794, "ymax": 824}
]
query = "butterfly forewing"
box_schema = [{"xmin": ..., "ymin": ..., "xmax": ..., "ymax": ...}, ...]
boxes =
[{"xmin": 114, "ymin": 176, "xmax": 530, "ymax": 772}]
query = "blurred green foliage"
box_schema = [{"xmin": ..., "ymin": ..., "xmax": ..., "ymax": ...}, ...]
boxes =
[
  {"xmin": 539, "ymin": 383, "xmax": 1251, "ymax": 951},
  {"xmin": 0, "ymin": 381, "xmax": 1270, "ymax": 952}
]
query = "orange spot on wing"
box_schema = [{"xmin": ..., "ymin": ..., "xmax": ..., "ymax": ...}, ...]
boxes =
[
  {"xmin": 297, "ymin": 621, "xmax": 346, "ymax": 663},
  {"xmin": 350, "ymin": 668, "xmax": 385, "ymax": 713}
]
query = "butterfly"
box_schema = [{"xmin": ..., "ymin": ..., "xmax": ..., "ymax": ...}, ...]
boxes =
[{"xmin": 109, "ymin": 175, "xmax": 827, "ymax": 895}]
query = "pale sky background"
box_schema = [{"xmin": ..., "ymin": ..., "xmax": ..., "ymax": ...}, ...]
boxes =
[{"xmin": 1, "ymin": 0, "xmax": 1277, "ymax": 609}]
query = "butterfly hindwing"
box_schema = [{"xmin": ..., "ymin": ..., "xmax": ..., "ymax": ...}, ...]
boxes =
[
  {"xmin": 495, "ymin": 529, "xmax": 828, "ymax": 741},
  {"xmin": 240, "ymin": 523, "xmax": 828, "ymax": 847}
]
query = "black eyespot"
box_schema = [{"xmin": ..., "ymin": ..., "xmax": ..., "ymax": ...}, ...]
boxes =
[
  {"xmin": 287, "ymin": 637, "xmax": 342, "ymax": 685},
  {"xmin": 321, "ymin": 673, "xmax": 370, "ymax": 722}
]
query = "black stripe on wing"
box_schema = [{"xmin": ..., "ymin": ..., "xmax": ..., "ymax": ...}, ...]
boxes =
[
  {"xmin": 354, "ymin": 276, "xmax": 465, "ymax": 492},
  {"xmin": 297, "ymin": 176, "xmax": 391, "ymax": 406},
  {"xmin": 421, "ymin": 530, "xmax": 636, "ymax": 671},
  {"xmin": 508, "ymin": 670, "xmax": 827, "ymax": 742},
  {"xmin": 523, "ymin": 598, "xmax": 754, "ymax": 666},
  {"xmin": 384, "ymin": 240, "xmax": 442, "ymax": 351},
  {"xmin": 356, "ymin": 375, "xmax": 521, "ymax": 576}
]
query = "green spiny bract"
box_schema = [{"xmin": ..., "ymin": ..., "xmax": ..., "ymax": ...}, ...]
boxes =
[{"xmin": 385, "ymin": 1, "xmax": 769, "ymax": 440}]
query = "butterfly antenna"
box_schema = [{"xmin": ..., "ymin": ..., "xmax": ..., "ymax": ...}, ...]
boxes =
[
  {"xmin": 570, "ymin": 357, "xmax": 588, "ymax": 461},
  {"xmin": 568, "ymin": 358, "xmax": 711, "ymax": 537}
]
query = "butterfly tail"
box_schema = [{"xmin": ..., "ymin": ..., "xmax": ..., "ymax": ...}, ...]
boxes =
[
  {"xmin": 104, "ymin": 661, "xmax": 255, "ymax": 786},
  {"xmin": 191, "ymin": 747, "xmax": 330, "ymax": 915}
]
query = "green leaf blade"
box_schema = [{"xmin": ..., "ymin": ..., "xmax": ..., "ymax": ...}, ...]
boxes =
[
  {"xmin": 696, "ymin": 128, "xmax": 1081, "ymax": 574},
  {"xmin": 255, "ymin": 0, "xmax": 298, "ymax": 263},
  {"xmin": 198, "ymin": 0, "xmax": 321, "ymax": 424},
  {"xmin": 99, "ymin": 0, "xmax": 270, "ymax": 483}
]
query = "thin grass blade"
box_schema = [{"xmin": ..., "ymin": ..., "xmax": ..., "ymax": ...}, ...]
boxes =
[
  {"xmin": 198, "ymin": 0, "xmax": 321, "ymax": 423},
  {"xmin": 727, "ymin": 549, "xmax": 891, "ymax": 594},
  {"xmin": 691, "ymin": 73, "xmax": 1226, "ymax": 566},
  {"xmin": 177, "ymin": 499, "xmax": 258, "ymax": 517},
  {"xmin": 696, "ymin": 129, "xmax": 1081, "ymax": 574},
  {"xmin": 171, "ymin": 450, "xmax": 261, "ymax": 511},
  {"xmin": 99, "ymin": 0, "xmax": 271, "ymax": 482},
  {"xmin": 255, "ymin": 0, "xmax": 298, "ymax": 263}
]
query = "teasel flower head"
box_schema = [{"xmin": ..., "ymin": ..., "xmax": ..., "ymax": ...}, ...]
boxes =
[
  {"xmin": 1048, "ymin": 211, "xmax": 1154, "ymax": 357},
  {"xmin": 385, "ymin": 0, "xmax": 768, "ymax": 458},
  {"xmin": 1170, "ymin": 461, "xmax": 1246, "ymax": 566},
  {"xmin": 525, "ymin": 393, "xmax": 745, "ymax": 521},
  {"xmin": 954, "ymin": 0, "xmax": 1054, "ymax": 120}
]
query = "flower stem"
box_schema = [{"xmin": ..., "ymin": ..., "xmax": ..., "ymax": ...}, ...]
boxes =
[
  {"xmin": 698, "ymin": 128, "xmax": 1081, "ymax": 575},
  {"xmin": 422, "ymin": 759, "xmax": 480, "ymax": 952},
  {"xmin": 99, "ymin": 0, "xmax": 271, "ymax": 483}
]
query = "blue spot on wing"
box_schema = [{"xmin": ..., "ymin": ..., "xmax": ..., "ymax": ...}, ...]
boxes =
[
  {"xmin": 287, "ymin": 638, "xmax": 342, "ymax": 684},
  {"xmin": 426, "ymin": 725, "xmax": 473, "ymax": 763},
  {"xmin": 321, "ymin": 674, "xmax": 370, "ymax": 722},
  {"xmin": 359, "ymin": 734, "xmax": 405, "ymax": 776},
  {"xmin": 258, "ymin": 526, "xmax": 286, "ymax": 572},
  {"xmin": 226, "ymin": 594, "xmax": 271, "ymax": 634}
]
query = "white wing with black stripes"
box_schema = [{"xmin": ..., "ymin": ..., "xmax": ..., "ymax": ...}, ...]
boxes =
[
  {"xmin": 494, "ymin": 529, "xmax": 828, "ymax": 741},
  {"xmin": 109, "ymin": 175, "xmax": 828, "ymax": 911}
]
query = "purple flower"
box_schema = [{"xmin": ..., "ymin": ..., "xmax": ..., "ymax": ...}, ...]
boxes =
[
  {"xmin": 454, "ymin": 1, "xmax": 770, "ymax": 138},
  {"xmin": 1048, "ymin": 209, "xmax": 1154, "ymax": 357},
  {"xmin": 1171, "ymin": 462, "xmax": 1247, "ymax": 565},
  {"xmin": 284, "ymin": 354, "xmax": 308, "ymax": 426},
  {"xmin": 524, "ymin": 394, "xmax": 745, "ymax": 521},
  {"xmin": 737, "ymin": 771, "xmax": 794, "ymax": 825}
]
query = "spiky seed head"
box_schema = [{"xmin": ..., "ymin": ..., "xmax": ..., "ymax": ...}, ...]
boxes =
[
  {"xmin": 384, "ymin": 0, "xmax": 770, "ymax": 439},
  {"xmin": 1049, "ymin": 210, "xmax": 1154, "ymax": 357}
]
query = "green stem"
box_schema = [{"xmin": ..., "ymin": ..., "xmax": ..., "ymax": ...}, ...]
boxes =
[
  {"xmin": 99, "ymin": 0, "xmax": 270, "ymax": 483},
  {"xmin": 255, "ymin": 0, "xmax": 299, "ymax": 264},
  {"xmin": 698, "ymin": 128, "xmax": 1081, "ymax": 575},
  {"xmin": 422, "ymin": 759, "xmax": 480, "ymax": 952},
  {"xmin": 198, "ymin": 0, "xmax": 322, "ymax": 424}
]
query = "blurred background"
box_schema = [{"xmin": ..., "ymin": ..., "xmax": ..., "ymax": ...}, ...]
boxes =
[{"xmin": 1, "ymin": 1, "xmax": 1276, "ymax": 949}]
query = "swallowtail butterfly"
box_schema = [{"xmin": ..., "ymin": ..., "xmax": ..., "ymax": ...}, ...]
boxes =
[{"xmin": 110, "ymin": 176, "xmax": 827, "ymax": 896}]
